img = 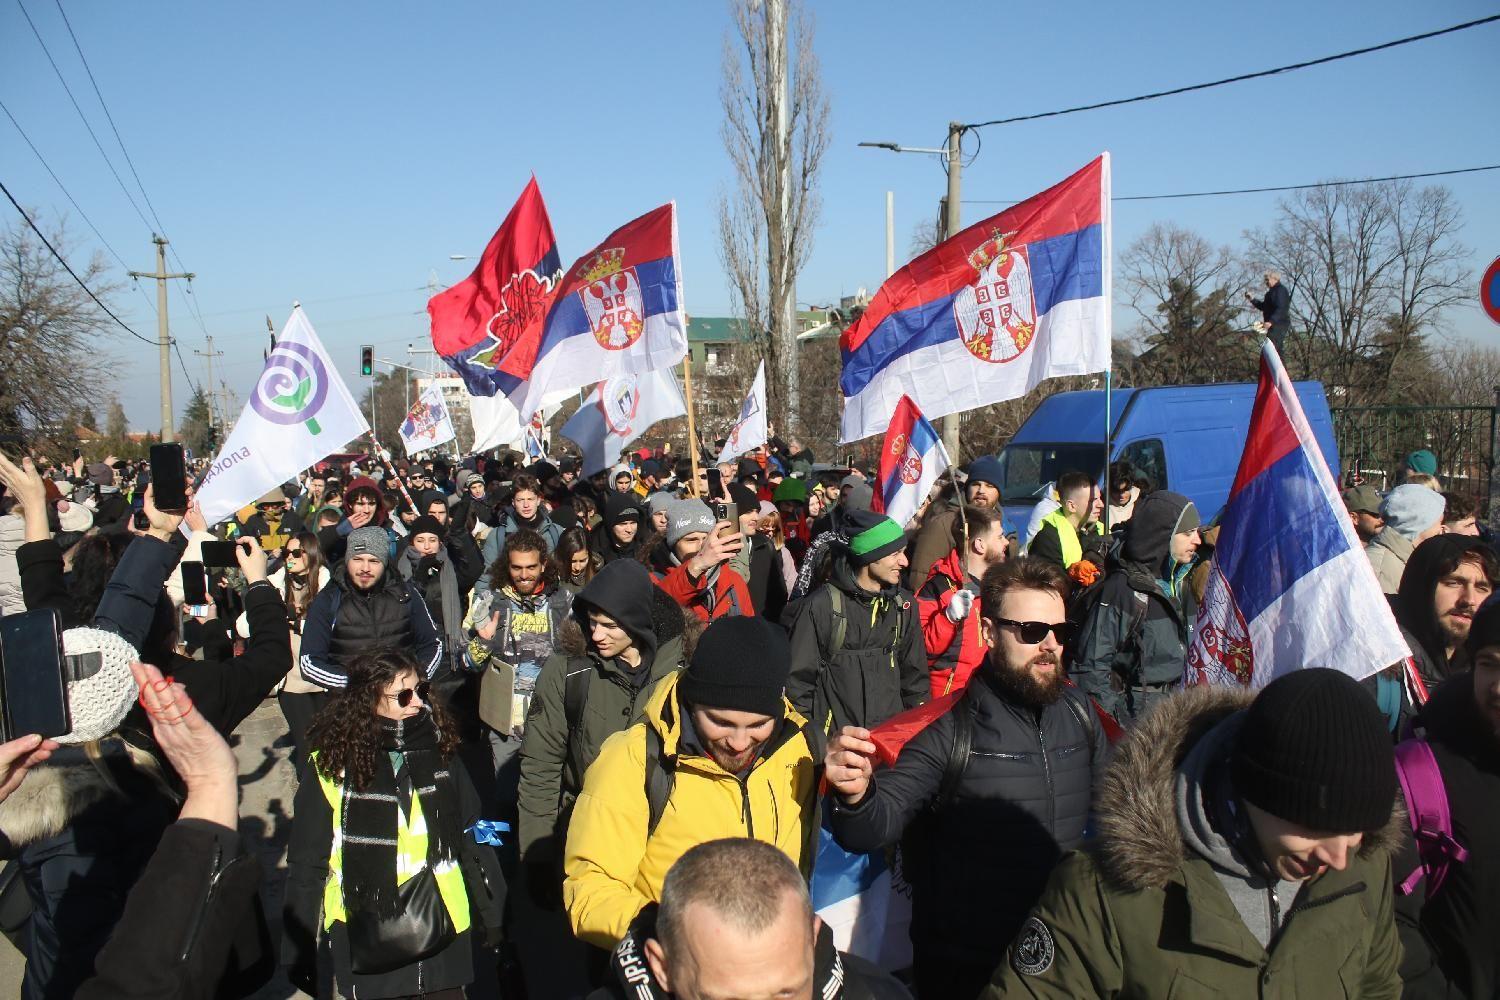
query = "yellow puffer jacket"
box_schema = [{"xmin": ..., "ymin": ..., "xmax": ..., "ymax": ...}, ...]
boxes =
[{"xmin": 562, "ymin": 671, "xmax": 818, "ymax": 948}]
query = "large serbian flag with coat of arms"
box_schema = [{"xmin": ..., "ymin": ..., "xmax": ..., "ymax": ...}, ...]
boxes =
[
  {"xmin": 1185, "ymin": 341, "xmax": 1409, "ymax": 689},
  {"xmin": 506, "ymin": 203, "xmax": 688, "ymax": 419},
  {"xmin": 839, "ymin": 155, "xmax": 1111, "ymax": 443}
]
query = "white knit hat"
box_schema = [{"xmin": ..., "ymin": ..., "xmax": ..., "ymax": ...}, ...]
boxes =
[{"xmin": 58, "ymin": 627, "xmax": 140, "ymax": 745}]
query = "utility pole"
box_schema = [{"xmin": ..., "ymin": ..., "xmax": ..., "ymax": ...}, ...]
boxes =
[
  {"xmin": 194, "ymin": 335, "xmax": 223, "ymax": 430},
  {"xmin": 940, "ymin": 122, "xmax": 964, "ymax": 461},
  {"xmin": 885, "ymin": 191, "xmax": 895, "ymax": 278},
  {"xmin": 129, "ymin": 235, "xmax": 192, "ymax": 442},
  {"xmin": 765, "ymin": 0, "xmax": 799, "ymax": 433}
]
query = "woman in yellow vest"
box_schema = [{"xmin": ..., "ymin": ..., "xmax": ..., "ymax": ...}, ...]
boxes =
[{"xmin": 282, "ymin": 649, "xmax": 505, "ymax": 999}]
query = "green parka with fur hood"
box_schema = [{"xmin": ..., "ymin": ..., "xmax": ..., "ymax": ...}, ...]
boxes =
[{"xmin": 983, "ymin": 686, "xmax": 1404, "ymax": 999}]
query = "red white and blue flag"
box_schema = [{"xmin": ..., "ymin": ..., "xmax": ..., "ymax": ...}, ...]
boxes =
[
  {"xmin": 506, "ymin": 203, "xmax": 688, "ymax": 419},
  {"xmin": 1186, "ymin": 342, "xmax": 1409, "ymax": 688},
  {"xmin": 872, "ymin": 396, "xmax": 949, "ymax": 528},
  {"xmin": 839, "ymin": 155, "xmax": 1111, "ymax": 443},
  {"xmin": 427, "ymin": 177, "xmax": 562, "ymax": 397}
]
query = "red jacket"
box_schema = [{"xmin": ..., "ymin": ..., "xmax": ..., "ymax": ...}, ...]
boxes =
[
  {"xmin": 652, "ymin": 561, "xmax": 755, "ymax": 624},
  {"xmin": 916, "ymin": 548, "xmax": 987, "ymax": 698}
]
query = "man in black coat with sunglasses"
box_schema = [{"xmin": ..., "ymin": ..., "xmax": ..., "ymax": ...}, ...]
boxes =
[{"xmin": 823, "ymin": 557, "xmax": 1107, "ymax": 1000}]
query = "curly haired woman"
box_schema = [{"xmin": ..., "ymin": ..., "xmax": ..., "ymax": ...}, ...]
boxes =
[{"xmin": 282, "ymin": 649, "xmax": 505, "ymax": 999}]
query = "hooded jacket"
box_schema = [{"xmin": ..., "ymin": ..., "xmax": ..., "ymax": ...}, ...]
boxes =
[
  {"xmin": 915, "ymin": 547, "xmax": 987, "ymax": 698},
  {"xmin": 1393, "ymin": 672, "xmax": 1500, "ymax": 999},
  {"xmin": 517, "ymin": 563, "xmax": 689, "ymax": 868},
  {"xmin": 830, "ymin": 671, "xmax": 1106, "ymax": 970},
  {"xmin": 587, "ymin": 902, "xmax": 912, "ymax": 1000},
  {"xmin": 1072, "ymin": 491, "xmax": 1198, "ymax": 722},
  {"xmin": 590, "ymin": 492, "xmax": 645, "ymax": 564},
  {"xmin": 982, "ymin": 686, "xmax": 1404, "ymax": 999},
  {"xmin": 1392, "ymin": 534, "xmax": 1494, "ymax": 690},
  {"xmin": 562, "ymin": 671, "xmax": 819, "ymax": 949},
  {"xmin": 786, "ymin": 556, "xmax": 927, "ymax": 736}
]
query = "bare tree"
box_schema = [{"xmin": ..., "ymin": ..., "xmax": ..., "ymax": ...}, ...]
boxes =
[
  {"xmin": 1120, "ymin": 223, "xmax": 1257, "ymax": 385},
  {"xmin": 1246, "ymin": 180, "xmax": 1469, "ymax": 404},
  {"xmin": 0, "ymin": 214, "xmax": 117, "ymax": 449},
  {"xmin": 908, "ymin": 216, "xmax": 942, "ymax": 259},
  {"xmin": 718, "ymin": 0, "xmax": 830, "ymax": 434}
]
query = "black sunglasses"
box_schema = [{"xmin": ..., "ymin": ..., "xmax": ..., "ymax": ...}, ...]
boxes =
[
  {"xmin": 385, "ymin": 681, "xmax": 431, "ymax": 707},
  {"xmin": 992, "ymin": 618, "xmax": 1072, "ymax": 645}
]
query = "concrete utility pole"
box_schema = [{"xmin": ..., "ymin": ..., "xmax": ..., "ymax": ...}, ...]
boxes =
[
  {"xmin": 885, "ymin": 191, "xmax": 896, "ymax": 278},
  {"xmin": 194, "ymin": 335, "xmax": 223, "ymax": 430},
  {"xmin": 767, "ymin": 0, "xmax": 799, "ymax": 431},
  {"xmin": 129, "ymin": 236, "xmax": 192, "ymax": 442},
  {"xmin": 941, "ymin": 122, "xmax": 964, "ymax": 461}
]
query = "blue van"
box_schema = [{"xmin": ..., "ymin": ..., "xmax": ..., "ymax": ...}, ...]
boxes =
[{"xmin": 995, "ymin": 381, "xmax": 1340, "ymax": 532}]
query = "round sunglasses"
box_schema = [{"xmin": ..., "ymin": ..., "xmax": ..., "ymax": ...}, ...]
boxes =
[{"xmin": 384, "ymin": 681, "xmax": 431, "ymax": 707}]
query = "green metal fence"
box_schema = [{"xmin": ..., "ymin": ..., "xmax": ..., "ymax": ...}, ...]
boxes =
[{"xmin": 1330, "ymin": 404, "xmax": 1497, "ymax": 511}]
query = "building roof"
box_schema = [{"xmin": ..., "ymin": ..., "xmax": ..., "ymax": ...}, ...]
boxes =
[{"xmin": 689, "ymin": 311, "xmax": 838, "ymax": 344}]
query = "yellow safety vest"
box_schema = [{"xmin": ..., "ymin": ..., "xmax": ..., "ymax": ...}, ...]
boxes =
[
  {"xmin": 1038, "ymin": 508, "xmax": 1084, "ymax": 568},
  {"xmin": 313, "ymin": 754, "xmax": 470, "ymax": 933}
]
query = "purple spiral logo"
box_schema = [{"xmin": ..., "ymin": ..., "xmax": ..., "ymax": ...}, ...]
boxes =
[{"xmin": 251, "ymin": 342, "xmax": 329, "ymax": 433}]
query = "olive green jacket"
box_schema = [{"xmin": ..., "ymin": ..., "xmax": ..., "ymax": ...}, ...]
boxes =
[{"xmin": 984, "ymin": 686, "xmax": 1404, "ymax": 999}]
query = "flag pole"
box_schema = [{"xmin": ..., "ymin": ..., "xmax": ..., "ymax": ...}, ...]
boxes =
[
  {"xmin": 682, "ymin": 353, "xmax": 701, "ymax": 498},
  {"xmin": 1103, "ymin": 370, "xmax": 1113, "ymax": 533},
  {"xmin": 370, "ymin": 433, "xmax": 418, "ymax": 514}
]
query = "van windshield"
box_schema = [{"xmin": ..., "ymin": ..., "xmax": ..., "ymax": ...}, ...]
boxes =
[{"xmin": 995, "ymin": 443, "xmax": 1105, "ymax": 505}]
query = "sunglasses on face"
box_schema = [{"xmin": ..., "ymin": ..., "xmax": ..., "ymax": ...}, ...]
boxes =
[
  {"xmin": 385, "ymin": 681, "xmax": 431, "ymax": 708},
  {"xmin": 992, "ymin": 618, "xmax": 1073, "ymax": 645},
  {"xmin": 286, "ymin": 547, "xmax": 304, "ymax": 558}
]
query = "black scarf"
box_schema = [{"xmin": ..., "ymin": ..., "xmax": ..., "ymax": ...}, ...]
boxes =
[{"xmin": 340, "ymin": 711, "xmax": 463, "ymax": 917}]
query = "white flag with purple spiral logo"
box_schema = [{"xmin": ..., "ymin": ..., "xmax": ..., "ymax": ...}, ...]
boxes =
[{"xmin": 195, "ymin": 307, "xmax": 370, "ymax": 528}]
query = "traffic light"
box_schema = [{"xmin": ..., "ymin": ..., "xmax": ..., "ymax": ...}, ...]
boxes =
[{"xmin": 360, "ymin": 345, "xmax": 373, "ymax": 377}]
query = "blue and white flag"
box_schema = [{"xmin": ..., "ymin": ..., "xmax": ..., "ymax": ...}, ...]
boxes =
[
  {"xmin": 810, "ymin": 830, "xmax": 912, "ymax": 972},
  {"xmin": 1186, "ymin": 341, "xmax": 1409, "ymax": 688},
  {"xmin": 715, "ymin": 360, "xmax": 767, "ymax": 467},
  {"xmin": 561, "ymin": 367, "xmax": 687, "ymax": 477}
]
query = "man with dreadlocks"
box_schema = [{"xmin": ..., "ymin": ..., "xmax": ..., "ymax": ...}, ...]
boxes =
[{"xmin": 786, "ymin": 509, "xmax": 927, "ymax": 737}]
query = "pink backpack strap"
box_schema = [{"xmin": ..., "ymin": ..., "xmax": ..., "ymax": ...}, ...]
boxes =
[{"xmin": 1393, "ymin": 737, "xmax": 1468, "ymax": 898}]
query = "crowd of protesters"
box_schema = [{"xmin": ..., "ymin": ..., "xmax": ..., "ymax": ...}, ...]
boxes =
[{"xmin": 0, "ymin": 435, "xmax": 1490, "ymax": 1000}]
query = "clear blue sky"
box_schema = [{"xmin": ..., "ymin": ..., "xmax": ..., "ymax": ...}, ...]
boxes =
[{"xmin": 4, "ymin": 0, "xmax": 1497, "ymax": 431}]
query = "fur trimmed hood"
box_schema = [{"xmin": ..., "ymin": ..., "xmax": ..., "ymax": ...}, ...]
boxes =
[
  {"xmin": 1094, "ymin": 684, "xmax": 1406, "ymax": 892},
  {"xmin": 0, "ymin": 740, "xmax": 173, "ymax": 850}
]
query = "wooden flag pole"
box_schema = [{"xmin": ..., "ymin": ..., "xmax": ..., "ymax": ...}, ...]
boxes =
[{"xmin": 682, "ymin": 353, "xmax": 701, "ymax": 498}]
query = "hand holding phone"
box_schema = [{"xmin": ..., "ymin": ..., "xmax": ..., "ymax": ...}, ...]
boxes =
[
  {"xmin": 149, "ymin": 443, "xmax": 188, "ymax": 513},
  {"xmin": 0, "ymin": 609, "xmax": 70, "ymax": 741}
]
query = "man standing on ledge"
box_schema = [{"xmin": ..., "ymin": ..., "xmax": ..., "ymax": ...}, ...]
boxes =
[{"xmin": 1246, "ymin": 270, "xmax": 1291, "ymax": 354}]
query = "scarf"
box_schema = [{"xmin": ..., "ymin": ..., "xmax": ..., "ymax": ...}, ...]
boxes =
[
  {"xmin": 403, "ymin": 546, "xmax": 464, "ymax": 670},
  {"xmin": 340, "ymin": 711, "xmax": 463, "ymax": 918}
]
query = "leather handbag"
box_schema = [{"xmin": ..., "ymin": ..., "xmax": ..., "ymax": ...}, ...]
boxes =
[
  {"xmin": 477, "ymin": 660, "xmax": 515, "ymax": 733},
  {"xmin": 346, "ymin": 866, "xmax": 456, "ymax": 974}
]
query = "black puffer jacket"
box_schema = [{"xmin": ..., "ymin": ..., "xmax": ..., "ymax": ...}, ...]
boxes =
[
  {"xmin": 829, "ymin": 671, "xmax": 1106, "ymax": 967},
  {"xmin": 1394, "ymin": 672, "xmax": 1500, "ymax": 999},
  {"xmin": 786, "ymin": 558, "xmax": 926, "ymax": 735}
]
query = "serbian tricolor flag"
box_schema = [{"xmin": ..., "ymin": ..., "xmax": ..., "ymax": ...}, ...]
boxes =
[
  {"xmin": 505, "ymin": 203, "xmax": 688, "ymax": 419},
  {"xmin": 427, "ymin": 177, "xmax": 562, "ymax": 397},
  {"xmin": 839, "ymin": 155, "xmax": 1111, "ymax": 443},
  {"xmin": 1186, "ymin": 342, "xmax": 1409, "ymax": 688},
  {"xmin": 872, "ymin": 396, "xmax": 948, "ymax": 528}
]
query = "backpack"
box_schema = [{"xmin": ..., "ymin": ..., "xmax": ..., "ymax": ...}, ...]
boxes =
[
  {"xmin": 935, "ymin": 685, "xmax": 1098, "ymax": 810},
  {"xmin": 1063, "ymin": 580, "xmax": 1148, "ymax": 682},
  {"xmin": 1393, "ymin": 734, "xmax": 1468, "ymax": 900},
  {"xmin": 825, "ymin": 586, "xmax": 904, "ymax": 657}
]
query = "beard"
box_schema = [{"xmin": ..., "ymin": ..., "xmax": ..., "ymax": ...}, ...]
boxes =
[{"xmin": 987, "ymin": 651, "xmax": 1066, "ymax": 711}]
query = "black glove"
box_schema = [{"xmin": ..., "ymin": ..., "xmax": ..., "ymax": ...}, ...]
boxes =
[{"xmin": 524, "ymin": 857, "xmax": 564, "ymax": 912}]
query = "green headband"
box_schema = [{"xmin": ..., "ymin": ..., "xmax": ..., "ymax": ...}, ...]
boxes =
[{"xmin": 849, "ymin": 517, "xmax": 903, "ymax": 557}]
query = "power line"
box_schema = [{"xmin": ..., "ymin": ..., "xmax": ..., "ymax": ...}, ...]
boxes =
[
  {"xmin": 14, "ymin": 0, "xmax": 154, "ymax": 233},
  {"xmin": 0, "ymin": 177, "xmax": 159, "ymax": 346},
  {"xmin": 962, "ymin": 163, "xmax": 1500, "ymax": 205},
  {"xmin": 965, "ymin": 15, "xmax": 1500, "ymax": 130}
]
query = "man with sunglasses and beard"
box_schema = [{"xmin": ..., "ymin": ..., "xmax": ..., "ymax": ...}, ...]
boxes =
[{"xmin": 825, "ymin": 557, "xmax": 1106, "ymax": 1000}]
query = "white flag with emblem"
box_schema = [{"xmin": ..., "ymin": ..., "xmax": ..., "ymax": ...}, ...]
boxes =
[
  {"xmin": 561, "ymin": 367, "xmax": 687, "ymax": 477},
  {"xmin": 195, "ymin": 307, "xmax": 369, "ymax": 528},
  {"xmin": 715, "ymin": 361, "xmax": 767, "ymax": 466}
]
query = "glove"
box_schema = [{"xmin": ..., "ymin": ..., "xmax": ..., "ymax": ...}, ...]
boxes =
[
  {"xmin": 945, "ymin": 588, "xmax": 975, "ymax": 623},
  {"xmin": 524, "ymin": 857, "xmax": 565, "ymax": 912}
]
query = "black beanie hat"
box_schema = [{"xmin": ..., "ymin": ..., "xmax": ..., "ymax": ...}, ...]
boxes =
[
  {"xmin": 1231, "ymin": 668, "xmax": 1397, "ymax": 834},
  {"xmin": 677, "ymin": 617, "xmax": 790, "ymax": 718},
  {"xmin": 408, "ymin": 514, "xmax": 445, "ymax": 541}
]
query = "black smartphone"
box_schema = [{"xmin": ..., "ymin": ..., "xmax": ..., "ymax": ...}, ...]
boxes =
[
  {"xmin": 200, "ymin": 540, "xmax": 240, "ymax": 568},
  {"xmin": 180, "ymin": 560, "xmax": 208, "ymax": 605},
  {"xmin": 132, "ymin": 509, "xmax": 150, "ymax": 532},
  {"xmin": 72, "ymin": 447, "xmax": 81, "ymax": 461},
  {"xmin": 706, "ymin": 469, "xmax": 723, "ymax": 499},
  {"xmin": 844, "ymin": 452, "xmax": 855, "ymax": 468},
  {"xmin": 149, "ymin": 443, "xmax": 188, "ymax": 512},
  {"xmin": 0, "ymin": 609, "xmax": 70, "ymax": 740}
]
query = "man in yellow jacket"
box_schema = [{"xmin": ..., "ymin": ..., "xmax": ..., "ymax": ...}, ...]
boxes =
[{"xmin": 562, "ymin": 616, "xmax": 820, "ymax": 949}]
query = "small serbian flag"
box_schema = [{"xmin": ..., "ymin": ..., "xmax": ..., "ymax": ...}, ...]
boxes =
[
  {"xmin": 872, "ymin": 396, "xmax": 948, "ymax": 528},
  {"xmin": 506, "ymin": 203, "xmax": 688, "ymax": 419},
  {"xmin": 427, "ymin": 177, "xmax": 562, "ymax": 397},
  {"xmin": 1186, "ymin": 341, "xmax": 1409, "ymax": 688},
  {"xmin": 839, "ymin": 155, "xmax": 1111, "ymax": 443}
]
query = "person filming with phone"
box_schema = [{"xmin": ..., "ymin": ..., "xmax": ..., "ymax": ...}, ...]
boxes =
[{"xmin": 650, "ymin": 499, "xmax": 754, "ymax": 623}]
